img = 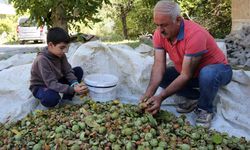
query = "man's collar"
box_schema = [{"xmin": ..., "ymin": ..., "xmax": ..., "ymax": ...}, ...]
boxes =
[{"xmin": 176, "ymin": 20, "xmax": 184, "ymax": 41}]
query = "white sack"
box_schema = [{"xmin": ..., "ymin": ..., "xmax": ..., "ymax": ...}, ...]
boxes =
[
  {"xmin": 0, "ymin": 64, "xmax": 36, "ymax": 123},
  {"xmin": 69, "ymin": 41, "xmax": 153, "ymax": 103},
  {"xmin": 0, "ymin": 53, "xmax": 36, "ymax": 71}
]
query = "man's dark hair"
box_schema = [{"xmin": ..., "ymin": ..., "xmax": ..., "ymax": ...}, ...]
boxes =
[{"xmin": 47, "ymin": 27, "xmax": 70, "ymax": 45}]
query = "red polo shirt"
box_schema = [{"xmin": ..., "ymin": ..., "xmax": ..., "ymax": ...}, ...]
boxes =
[{"xmin": 153, "ymin": 19, "xmax": 228, "ymax": 77}]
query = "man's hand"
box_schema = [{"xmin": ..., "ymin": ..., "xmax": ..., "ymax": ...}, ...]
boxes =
[
  {"xmin": 139, "ymin": 94, "xmax": 151, "ymax": 103},
  {"xmin": 74, "ymin": 83, "xmax": 88, "ymax": 95},
  {"xmin": 138, "ymin": 94, "xmax": 151, "ymax": 111},
  {"xmin": 145, "ymin": 95, "xmax": 163, "ymax": 115}
]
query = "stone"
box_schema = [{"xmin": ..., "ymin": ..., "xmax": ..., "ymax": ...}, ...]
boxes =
[
  {"xmin": 228, "ymin": 58, "xmax": 239, "ymax": 65},
  {"xmin": 244, "ymin": 59, "xmax": 250, "ymax": 67}
]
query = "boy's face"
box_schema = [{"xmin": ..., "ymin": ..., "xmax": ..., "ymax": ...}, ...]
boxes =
[{"xmin": 47, "ymin": 42, "xmax": 69, "ymax": 58}]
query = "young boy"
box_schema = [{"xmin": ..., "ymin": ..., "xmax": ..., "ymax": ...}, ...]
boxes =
[{"xmin": 29, "ymin": 27, "xmax": 88, "ymax": 108}]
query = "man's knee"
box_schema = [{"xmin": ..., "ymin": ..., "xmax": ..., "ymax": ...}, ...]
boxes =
[
  {"xmin": 73, "ymin": 66, "xmax": 83, "ymax": 82},
  {"xmin": 40, "ymin": 90, "xmax": 61, "ymax": 107}
]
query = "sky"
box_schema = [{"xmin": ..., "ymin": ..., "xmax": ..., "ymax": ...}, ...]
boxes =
[
  {"xmin": 0, "ymin": 0, "xmax": 8, "ymax": 4},
  {"xmin": 0, "ymin": 0, "xmax": 15, "ymax": 15}
]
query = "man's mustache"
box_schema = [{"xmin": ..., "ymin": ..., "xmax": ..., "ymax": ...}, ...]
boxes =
[{"xmin": 161, "ymin": 31, "xmax": 167, "ymax": 36}]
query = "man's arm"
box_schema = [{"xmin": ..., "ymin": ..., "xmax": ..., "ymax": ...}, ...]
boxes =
[
  {"xmin": 158, "ymin": 55, "xmax": 202, "ymax": 100},
  {"xmin": 145, "ymin": 55, "xmax": 202, "ymax": 115},
  {"xmin": 143, "ymin": 49, "xmax": 166, "ymax": 98}
]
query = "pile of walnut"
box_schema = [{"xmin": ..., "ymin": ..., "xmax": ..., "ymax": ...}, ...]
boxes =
[{"xmin": 0, "ymin": 98, "xmax": 249, "ymax": 150}]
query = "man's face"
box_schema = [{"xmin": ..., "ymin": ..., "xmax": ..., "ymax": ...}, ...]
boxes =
[
  {"xmin": 48, "ymin": 42, "xmax": 69, "ymax": 57},
  {"xmin": 154, "ymin": 12, "xmax": 181, "ymax": 40}
]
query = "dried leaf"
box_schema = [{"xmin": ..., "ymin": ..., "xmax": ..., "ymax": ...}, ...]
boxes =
[{"xmin": 11, "ymin": 129, "xmax": 21, "ymax": 135}]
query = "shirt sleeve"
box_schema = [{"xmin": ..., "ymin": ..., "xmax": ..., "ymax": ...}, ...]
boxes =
[
  {"xmin": 185, "ymin": 31, "xmax": 208, "ymax": 57},
  {"xmin": 153, "ymin": 30, "xmax": 165, "ymax": 50},
  {"xmin": 38, "ymin": 57, "xmax": 75, "ymax": 94}
]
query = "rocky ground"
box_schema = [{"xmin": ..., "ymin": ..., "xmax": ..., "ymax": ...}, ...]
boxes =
[{"xmin": 225, "ymin": 26, "xmax": 250, "ymax": 70}]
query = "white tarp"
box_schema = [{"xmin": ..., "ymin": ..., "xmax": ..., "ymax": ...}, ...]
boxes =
[{"xmin": 0, "ymin": 41, "xmax": 249, "ymax": 140}]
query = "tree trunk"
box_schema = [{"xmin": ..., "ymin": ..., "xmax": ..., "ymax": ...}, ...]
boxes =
[
  {"xmin": 51, "ymin": 3, "xmax": 68, "ymax": 32},
  {"xmin": 116, "ymin": 0, "xmax": 133, "ymax": 40},
  {"xmin": 121, "ymin": 13, "xmax": 128, "ymax": 39}
]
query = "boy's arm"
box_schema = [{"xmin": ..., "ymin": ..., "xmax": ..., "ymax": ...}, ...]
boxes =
[{"xmin": 38, "ymin": 57, "xmax": 75, "ymax": 94}]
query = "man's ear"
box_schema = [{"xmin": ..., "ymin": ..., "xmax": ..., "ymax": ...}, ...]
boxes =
[{"xmin": 176, "ymin": 16, "xmax": 182, "ymax": 25}]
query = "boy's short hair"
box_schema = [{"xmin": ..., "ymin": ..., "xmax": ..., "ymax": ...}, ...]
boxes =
[{"xmin": 47, "ymin": 27, "xmax": 70, "ymax": 45}]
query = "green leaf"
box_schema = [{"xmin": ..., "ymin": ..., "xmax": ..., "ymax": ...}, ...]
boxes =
[
  {"xmin": 146, "ymin": 113, "xmax": 157, "ymax": 127},
  {"xmin": 10, "ymin": 0, "xmax": 110, "ymax": 31}
]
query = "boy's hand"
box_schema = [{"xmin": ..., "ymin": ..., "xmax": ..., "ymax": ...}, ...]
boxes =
[
  {"xmin": 74, "ymin": 83, "xmax": 88, "ymax": 95},
  {"xmin": 78, "ymin": 82, "xmax": 89, "ymax": 95}
]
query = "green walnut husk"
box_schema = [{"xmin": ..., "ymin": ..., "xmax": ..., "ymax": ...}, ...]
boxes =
[{"xmin": 0, "ymin": 98, "xmax": 249, "ymax": 149}]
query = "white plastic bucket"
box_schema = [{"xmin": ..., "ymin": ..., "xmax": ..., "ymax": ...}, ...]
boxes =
[{"xmin": 84, "ymin": 74, "xmax": 119, "ymax": 102}]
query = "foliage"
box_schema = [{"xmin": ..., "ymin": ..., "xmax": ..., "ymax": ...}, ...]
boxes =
[
  {"xmin": 104, "ymin": 40, "xmax": 141, "ymax": 48},
  {"xmin": 0, "ymin": 15, "xmax": 18, "ymax": 44},
  {"xmin": 0, "ymin": 15, "xmax": 17, "ymax": 34},
  {"xmin": 9, "ymin": 0, "xmax": 110, "ymax": 32},
  {"xmin": 0, "ymin": 22, "xmax": 11, "ymax": 34},
  {"xmin": 108, "ymin": 0, "xmax": 231, "ymax": 39},
  {"xmin": 7, "ymin": 0, "xmax": 231, "ymax": 41},
  {"xmin": 127, "ymin": 1, "xmax": 155, "ymax": 37},
  {"xmin": 101, "ymin": 33, "xmax": 125, "ymax": 42},
  {"xmin": 176, "ymin": 0, "xmax": 231, "ymax": 38},
  {"xmin": 104, "ymin": 0, "xmax": 135, "ymax": 39},
  {"xmin": 105, "ymin": 0, "xmax": 155, "ymax": 39}
]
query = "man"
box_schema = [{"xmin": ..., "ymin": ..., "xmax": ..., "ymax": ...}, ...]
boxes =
[{"xmin": 140, "ymin": 0, "xmax": 232, "ymax": 127}]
